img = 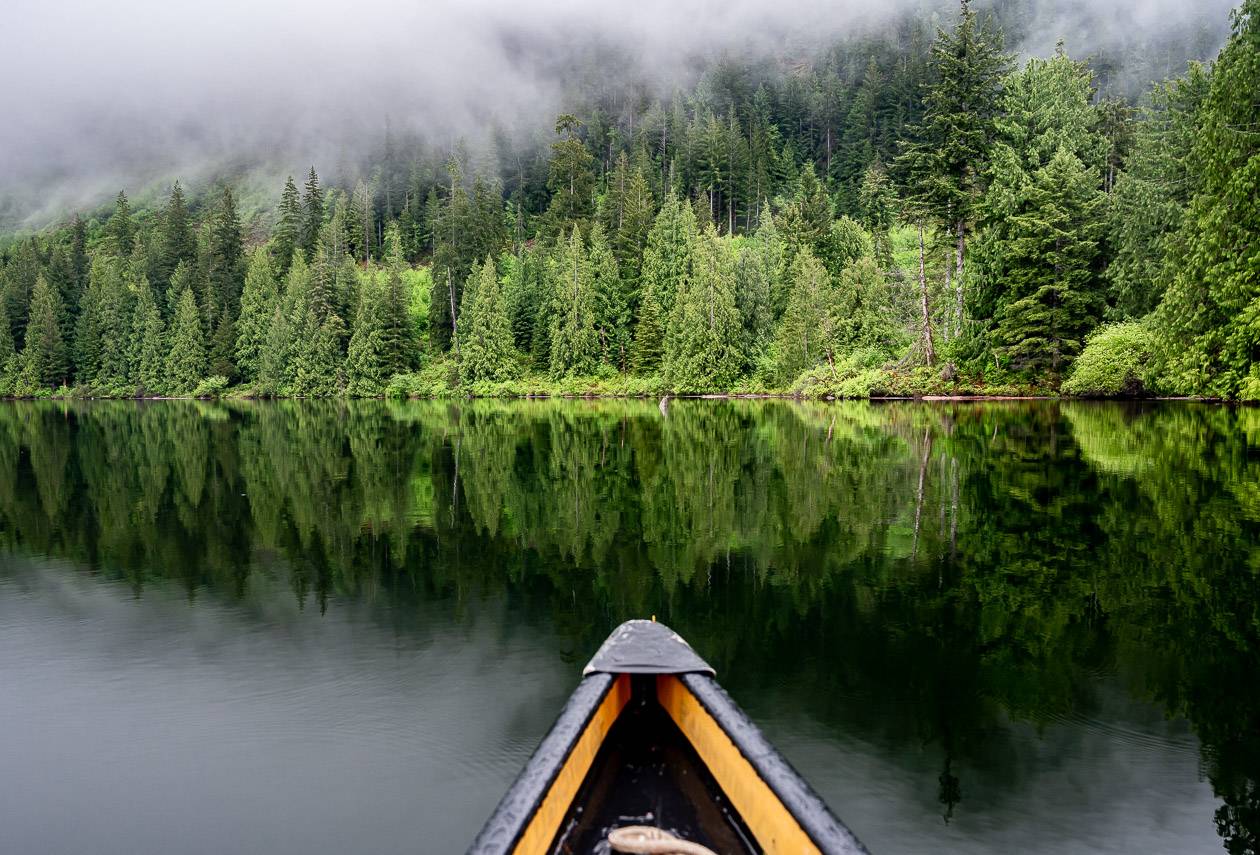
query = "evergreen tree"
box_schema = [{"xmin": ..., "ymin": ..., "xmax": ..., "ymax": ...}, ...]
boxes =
[
  {"xmin": 630, "ymin": 286, "xmax": 666, "ymax": 375},
  {"xmin": 301, "ymin": 167, "xmax": 324, "ymax": 259},
  {"xmin": 549, "ymin": 227, "xmax": 600, "ymax": 377},
  {"xmin": 992, "ymin": 147, "xmax": 1105, "ymax": 379},
  {"xmin": 615, "ymin": 163, "xmax": 656, "ymax": 286},
  {"xmin": 129, "ymin": 278, "xmax": 166, "ymax": 395},
  {"xmin": 542, "ymin": 115, "xmax": 596, "ymax": 237},
  {"xmin": 18, "ymin": 275, "xmax": 68, "ymax": 391},
  {"xmin": 1154, "ymin": 0, "xmax": 1260, "ymax": 398},
  {"xmin": 1106, "ymin": 67, "xmax": 1210, "ymax": 319},
  {"xmin": 772, "ymin": 248, "xmax": 836, "ymax": 385},
  {"xmin": 206, "ymin": 185, "xmax": 246, "ymax": 322},
  {"xmin": 817, "ymin": 216, "xmax": 874, "ymax": 279},
  {"xmin": 379, "ymin": 224, "xmax": 416, "ymax": 376},
  {"xmin": 663, "ymin": 225, "xmax": 742, "ymax": 390},
  {"xmin": 273, "ymin": 176, "xmax": 302, "ymax": 275},
  {"xmin": 639, "ymin": 192, "xmax": 697, "ymax": 320},
  {"xmin": 235, "ymin": 247, "xmax": 279, "ymax": 384},
  {"xmin": 736, "ymin": 209, "xmax": 784, "ymax": 372},
  {"xmin": 897, "ymin": 0, "xmax": 1011, "ymax": 339},
  {"xmin": 166, "ymin": 286, "xmax": 207, "ymax": 395},
  {"xmin": 0, "ymin": 301, "xmax": 14, "ymax": 395},
  {"xmin": 155, "ymin": 182, "xmax": 196, "ymax": 297},
  {"xmin": 588, "ymin": 222, "xmax": 627, "ymax": 370},
  {"xmin": 105, "ymin": 191, "xmax": 136, "ymax": 258},
  {"xmin": 345, "ymin": 271, "xmax": 390, "ymax": 395},
  {"xmin": 461, "ymin": 256, "xmax": 519, "ymax": 384},
  {"xmin": 858, "ymin": 160, "xmax": 897, "ymax": 270},
  {"xmin": 258, "ymin": 303, "xmax": 290, "ymax": 396}
]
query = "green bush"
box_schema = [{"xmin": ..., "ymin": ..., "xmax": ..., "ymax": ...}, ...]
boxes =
[
  {"xmin": 1062, "ymin": 322, "xmax": 1155, "ymax": 397},
  {"xmin": 192, "ymin": 375, "xmax": 230, "ymax": 399}
]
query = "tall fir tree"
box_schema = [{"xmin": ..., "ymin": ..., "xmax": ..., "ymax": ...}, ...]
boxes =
[
  {"xmin": 549, "ymin": 227, "xmax": 600, "ymax": 377},
  {"xmin": 992, "ymin": 147, "xmax": 1105, "ymax": 379},
  {"xmin": 772, "ymin": 248, "xmax": 836, "ymax": 385},
  {"xmin": 166, "ymin": 286, "xmax": 207, "ymax": 395},
  {"xmin": 663, "ymin": 225, "xmax": 742, "ymax": 391},
  {"xmin": 129, "ymin": 278, "xmax": 166, "ymax": 395},
  {"xmin": 301, "ymin": 167, "xmax": 325, "ymax": 260},
  {"xmin": 273, "ymin": 176, "xmax": 302, "ymax": 275},
  {"xmin": 235, "ymin": 247, "xmax": 279, "ymax": 384},
  {"xmin": 18, "ymin": 275, "xmax": 68, "ymax": 391},
  {"xmin": 461, "ymin": 256, "xmax": 519, "ymax": 384},
  {"xmin": 588, "ymin": 222, "xmax": 627, "ymax": 370},
  {"xmin": 105, "ymin": 191, "xmax": 136, "ymax": 258},
  {"xmin": 345, "ymin": 271, "xmax": 391, "ymax": 395},
  {"xmin": 543, "ymin": 114, "xmax": 597, "ymax": 238},
  {"xmin": 155, "ymin": 182, "xmax": 196, "ymax": 299},
  {"xmin": 1154, "ymin": 0, "xmax": 1260, "ymax": 398}
]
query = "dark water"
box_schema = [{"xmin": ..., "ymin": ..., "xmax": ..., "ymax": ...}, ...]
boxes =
[{"xmin": 0, "ymin": 399, "xmax": 1257, "ymax": 855}]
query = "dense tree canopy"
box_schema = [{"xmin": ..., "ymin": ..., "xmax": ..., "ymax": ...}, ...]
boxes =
[{"xmin": 0, "ymin": 0, "xmax": 1253, "ymax": 399}]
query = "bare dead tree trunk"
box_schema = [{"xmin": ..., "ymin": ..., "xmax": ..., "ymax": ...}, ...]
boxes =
[
  {"xmin": 918, "ymin": 222, "xmax": 936, "ymax": 366},
  {"xmin": 954, "ymin": 219, "xmax": 966, "ymax": 341},
  {"xmin": 447, "ymin": 270, "xmax": 460, "ymax": 362}
]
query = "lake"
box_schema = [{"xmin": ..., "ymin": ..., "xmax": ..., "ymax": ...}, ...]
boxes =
[{"xmin": 0, "ymin": 399, "xmax": 1257, "ymax": 854}]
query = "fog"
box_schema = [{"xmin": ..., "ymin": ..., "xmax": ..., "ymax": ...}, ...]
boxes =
[{"xmin": 0, "ymin": 0, "xmax": 1237, "ymax": 226}]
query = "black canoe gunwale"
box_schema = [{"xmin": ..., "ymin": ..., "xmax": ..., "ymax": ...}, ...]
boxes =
[{"xmin": 468, "ymin": 620, "xmax": 868, "ymax": 854}]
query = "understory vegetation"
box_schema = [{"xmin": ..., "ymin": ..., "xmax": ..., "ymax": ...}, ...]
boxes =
[{"xmin": 1, "ymin": 0, "xmax": 1258, "ymax": 400}]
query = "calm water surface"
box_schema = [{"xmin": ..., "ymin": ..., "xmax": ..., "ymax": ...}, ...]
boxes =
[{"xmin": 0, "ymin": 399, "xmax": 1256, "ymax": 854}]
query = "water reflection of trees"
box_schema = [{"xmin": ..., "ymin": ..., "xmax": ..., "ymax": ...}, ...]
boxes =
[{"xmin": 0, "ymin": 399, "xmax": 1257, "ymax": 851}]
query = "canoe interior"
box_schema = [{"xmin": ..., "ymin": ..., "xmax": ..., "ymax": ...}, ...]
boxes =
[{"xmin": 549, "ymin": 676, "xmax": 758, "ymax": 854}]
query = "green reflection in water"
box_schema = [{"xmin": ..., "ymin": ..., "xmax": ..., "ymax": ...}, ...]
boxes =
[{"xmin": 0, "ymin": 399, "xmax": 1257, "ymax": 852}]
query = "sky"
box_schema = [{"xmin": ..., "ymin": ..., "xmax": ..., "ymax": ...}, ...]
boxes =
[{"xmin": 0, "ymin": 0, "xmax": 1238, "ymax": 224}]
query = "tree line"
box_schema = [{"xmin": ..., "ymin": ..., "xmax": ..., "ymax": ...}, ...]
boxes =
[{"xmin": 1, "ymin": 0, "xmax": 1257, "ymax": 399}]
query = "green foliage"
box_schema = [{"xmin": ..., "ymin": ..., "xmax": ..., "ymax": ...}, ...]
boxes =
[
  {"xmin": 549, "ymin": 227, "xmax": 600, "ymax": 377},
  {"xmin": 1062, "ymin": 321, "xmax": 1155, "ymax": 396},
  {"xmin": 991, "ymin": 147, "xmax": 1105, "ymax": 380},
  {"xmin": 1152, "ymin": 0, "xmax": 1260, "ymax": 399},
  {"xmin": 129, "ymin": 278, "xmax": 166, "ymax": 395},
  {"xmin": 191, "ymin": 375, "xmax": 229, "ymax": 399},
  {"xmin": 460, "ymin": 257, "xmax": 520, "ymax": 385},
  {"xmin": 663, "ymin": 225, "xmax": 742, "ymax": 391},
  {"xmin": 235, "ymin": 247, "xmax": 279, "ymax": 384},
  {"xmin": 1106, "ymin": 67, "xmax": 1210, "ymax": 318},
  {"xmin": 166, "ymin": 286, "xmax": 207, "ymax": 396},
  {"xmin": 18, "ymin": 274, "xmax": 68, "ymax": 392}
]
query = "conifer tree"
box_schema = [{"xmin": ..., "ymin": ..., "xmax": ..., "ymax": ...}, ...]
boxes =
[
  {"xmin": 898, "ymin": 0, "xmax": 1010, "ymax": 279},
  {"xmin": 549, "ymin": 227, "xmax": 600, "ymax": 377},
  {"xmin": 993, "ymin": 147, "xmax": 1104, "ymax": 379},
  {"xmin": 345, "ymin": 271, "xmax": 390, "ymax": 395},
  {"xmin": 588, "ymin": 223, "xmax": 627, "ymax": 370},
  {"xmin": 18, "ymin": 275, "xmax": 68, "ymax": 391},
  {"xmin": 166, "ymin": 286, "xmax": 207, "ymax": 395},
  {"xmin": 858, "ymin": 161, "xmax": 897, "ymax": 270},
  {"xmin": 461, "ymin": 256, "xmax": 519, "ymax": 384},
  {"xmin": 301, "ymin": 167, "xmax": 324, "ymax": 259},
  {"xmin": 543, "ymin": 115, "xmax": 596, "ymax": 237},
  {"xmin": 630, "ymin": 287, "xmax": 666, "ymax": 375},
  {"xmin": 105, "ymin": 191, "xmax": 136, "ymax": 258},
  {"xmin": 206, "ymin": 185, "xmax": 246, "ymax": 323},
  {"xmin": 663, "ymin": 225, "xmax": 742, "ymax": 391},
  {"xmin": 273, "ymin": 176, "xmax": 302, "ymax": 275},
  {"xmin": 156, "ymin": 182, "xmax": 196, "ymax": 297},
  {"xmin": 379, "ymin": 226, "xmax": 416, "ymax": 377},
  {"xmin": 129, "ymin": 278, "xmax": 166, "ymax": 395},
  {"xmin": 615, "ymin": 164, "xmax": 656, "ymax": 286},
  {"xmin": 258, "ymin": 304, "xmax": 291, "ymax": 396},
  {"xmin": 772, "ymin": 248, "xmax": 835, "ymax": 385},
  {"xmin": 1154, "ymin": 0, "xmax": 1260, "ymax": 398},
  {"xmin": 235, "ymin": 247, "xmax": 279, "ymax": 384},
  {"xmin": 639, "ymin": 192, "xmax": 697, "ymax": 320},
  {"xmin": 736, "ymin": 209, "xmax": 784, "ymax": 372},
  {"xmin": 0, "ymin": 301, "xmax": 14, "ymax": 395}
]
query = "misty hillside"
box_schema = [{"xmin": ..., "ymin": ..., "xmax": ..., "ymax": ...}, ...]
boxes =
[{"xmin": 1, "ymin": 0, "xmax": 1257, "ymax": 402}]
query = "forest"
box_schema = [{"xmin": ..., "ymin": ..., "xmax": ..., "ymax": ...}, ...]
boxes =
[{"xmin": 0, "ymin": 0, "xmax": 1257, "ymax": 400}]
